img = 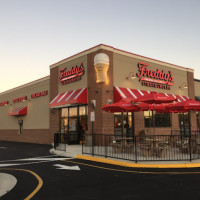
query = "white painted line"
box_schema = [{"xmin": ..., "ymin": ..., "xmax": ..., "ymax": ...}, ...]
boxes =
[
  {"xmin": 0, "ymin": 156, "xmax": 72, "ymax": 168},
  {"xmin": 53, "ymin": 164, "xmax": 80, "ymax": 170},
  {"xmin": 0, "ymin": 147, "xmax": 7, "ymax": 149},
  {"xmin": 17, "ymin": 157, "xmax": 68, "ymax": 161},
  {"xmin": 0, "ymin": 155, "xmax": 59, "ymax": 163}
]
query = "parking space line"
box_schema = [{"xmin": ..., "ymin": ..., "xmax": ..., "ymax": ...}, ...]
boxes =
[
  {"xmin": 0, "ymin": 168, "xmax": 43, "ymax": 200},
  {"xmin": 62, "ymin": 160, "xmax": 200, "ymax": 175}
]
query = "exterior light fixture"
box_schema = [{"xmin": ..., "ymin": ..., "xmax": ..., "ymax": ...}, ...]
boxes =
[
  {"xmin": 91, "ymin": 100, "xmax": 96, "ymax": 109},
  {"xmin": 179, "ymin": 83, "xmax": 188, "ymax": 89},
  {"xmin": 126, "ymin": 72, "xmax": 136, "ymax": 80},
  {"xmin": 107, "ymin": 99, "xmax": 112, "ymax": 104}
]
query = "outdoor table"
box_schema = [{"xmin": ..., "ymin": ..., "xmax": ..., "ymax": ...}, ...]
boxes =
[
  {"xmin": 143, "ymin": 137, "xmax": 167, "ymax": 157},
  {"xmin": 114, "ymin": 137, "xmax": 134, "ymax": 153}
]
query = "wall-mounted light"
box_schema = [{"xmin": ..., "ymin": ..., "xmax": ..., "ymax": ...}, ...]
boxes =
[
  {"xmin": 107, "ymin": 99, "xmax": 112, "ymax": 104},
  {"xmin": 91, "ymin": 100, "xmax": 96, "ymax": 109},
  {"xmin": 179, "ymin": 83, "xmax": 188, "ymax": 89},
  {"xmin": 126, "ymin": 72, "xmax": 136, "ymax": 80}
]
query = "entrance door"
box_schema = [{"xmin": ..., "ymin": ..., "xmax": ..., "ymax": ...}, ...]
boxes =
[
  {"xmin": 179, "ymin": 113, "xmax": 189, "ymax": 136},
  {"xmin": 68, "ymin": 118, "xmax": 78, "ymax": 144}
]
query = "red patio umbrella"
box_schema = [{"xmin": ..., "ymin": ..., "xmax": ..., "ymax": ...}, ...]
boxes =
[
  {"xmin": 135, "ymin": 102, "xmax": 167, "ymax": 111},
  {"xmin": 166, "ymin": 99, "xmax": 200, "ymax": 111},
  {"xmin": 102, "ymin": 100, "xmax": 140, "ymax": 113},
  {"xmin": 132, "ymin": 92, "xmax": 177, "ymax": 134},
  {"xmin": 165, "ymin": 99, "xmax": 200, "ymax": 136},
  {"xmin": 132, "ymin": 92, "xmax": 177, "ymax": 104}
]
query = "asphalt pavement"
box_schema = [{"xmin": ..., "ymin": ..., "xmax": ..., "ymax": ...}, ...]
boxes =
[{"xmin": 1, "ymin": 141, "xmax": 200, "ymax": 200}]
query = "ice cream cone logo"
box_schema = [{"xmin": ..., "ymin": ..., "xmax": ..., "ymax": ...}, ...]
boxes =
[{"xmin": 94, "ymin": 53, "xmax": 109, "ymax": 83}]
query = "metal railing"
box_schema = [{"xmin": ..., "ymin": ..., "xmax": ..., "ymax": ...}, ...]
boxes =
[
  {"xmin": 82, "ymin": 132, "xmax": 200, "ymax": 162},
  {"xmin": 54, "ymin": 132, "xmax": 81, "ymax": 150}
]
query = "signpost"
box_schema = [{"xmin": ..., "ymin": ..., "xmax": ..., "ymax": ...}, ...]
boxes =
[{"xmin": 90, "ymin": 112, "xmax": 95, "ymax": 156}]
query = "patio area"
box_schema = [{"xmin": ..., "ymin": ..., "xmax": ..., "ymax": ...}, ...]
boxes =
[{"xmin": 82, "ymin": 132, "xmax": 200, "ymax": 162}]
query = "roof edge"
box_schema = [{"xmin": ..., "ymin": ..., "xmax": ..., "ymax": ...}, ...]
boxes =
[
  {"xmin": 194, "ymin": 78, "xmax": 200, "ymax": 82},
  {"xmin": 49, "ymin": 44, "xmax": 193, "ymax": 72},
  {"xmin": 0, "ymin": 75, "xmax": 50, "ymax": 96}
]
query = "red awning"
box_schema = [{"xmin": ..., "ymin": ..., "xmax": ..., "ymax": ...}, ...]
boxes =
[
  {"xmin": 114, "ymin": 87, "xmax": 189, "ymax": 103},
  {"xmin": 8, "ymin": 107, "xmax": 27, "ymax": 116},
  {"xmin": 49, "ymin": 88, "xmax": 87, "ymax": 108}
]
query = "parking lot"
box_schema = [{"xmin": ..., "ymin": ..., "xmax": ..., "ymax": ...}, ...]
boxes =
[{"xmin": 1, "ymin": 141, "xmax": 200, "ymax": 200}]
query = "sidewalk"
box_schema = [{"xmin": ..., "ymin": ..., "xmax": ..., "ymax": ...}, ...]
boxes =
[{"xmin": 50, "ymin": 144, "xmax": 200, "ymax": 168}]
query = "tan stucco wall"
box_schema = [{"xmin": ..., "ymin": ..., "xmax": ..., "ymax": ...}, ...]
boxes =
[
  {"xmin": 0, "ymin": 78, "xmax": 50, "ymax": 130},
  {"xmin": 113, "ymin": 53, "xmax": 190, "ymax": 96},
  {"xmin": 57, "ymin": 55, "xmax": 87, "ymax": 93},
  {"xmin": 194, "ymin": 81, "xmax": 200, "ymax": 96}
]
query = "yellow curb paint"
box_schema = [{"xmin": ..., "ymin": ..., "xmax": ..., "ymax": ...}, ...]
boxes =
[
  {"xmin": 0, "ymin": 168, "xmax": 43, "ymax": 200},
  {"xmin": 63, "ymin": 160, "xmax": 200, "ymax": 175},
  {"xmin": 76, "ymin": 154, "xmax": 200, "ymax": 168}
]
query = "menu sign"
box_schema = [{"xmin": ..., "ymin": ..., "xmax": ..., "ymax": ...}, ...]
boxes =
[
  {"xmin": 137, "ymin": 62, "xmax": 174, "ymax": 90},
  {"xmin": 59, "ymin": 63, "xmax": 85, "ymax": 85}
]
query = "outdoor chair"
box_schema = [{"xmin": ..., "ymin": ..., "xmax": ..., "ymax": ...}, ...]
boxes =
[
  {"xmin": 140, "ymin": 143, "xmax": 153, "ymax": 157},
  {"xmin": 157, "ymin": 143, "xmax": 168, "ymax": 158},
  {"xmin": 112, "ymin": 141, "xmax": 123, "ymax": 153},
  {"xmin": 124, "ymin": 142, "xmax": 134, "ymax": 153}
]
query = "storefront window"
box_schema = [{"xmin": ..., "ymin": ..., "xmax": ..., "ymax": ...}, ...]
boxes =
[
  {"xmin": 69, "ymin": 107, "xmax": 77, "ymax": 117},
  {"xmin": 60, "ymin": 106, "xmax": 88, "ymax": 136},
  {"xmin": 114, "ymin": 112, "xmax": 134, "ymax": 137},
  {"xmin": 79, "ymin": 106, "xmax": 87, "ymax": 116},
  {"xmin": 61, "ymin": 118, "xmax": 68, "ymax": 133},
  {"xmin": 79, "ymin": 116, "xmax": 87, "ymax": 133},
  {"xmin": 69, "ymin": 118, "xmax": 77, "ymax": 131},
  {"xmin": 62, "ymin": 108, "xmax": 68, "ymax": 117},
  {"xmin": 144, "ymin": 111, "xmax": 171, "ymax": 127},
  {"xmin": 114, "ymin": 114, "xmax": 123, "ymax": 136},
  {"xmin": 179, "ymin": 113, "xmax": 189, "ymax": 136},
  {"xmin": 197, "ymin": 112, "xmax": 200, "ymax": 132}
]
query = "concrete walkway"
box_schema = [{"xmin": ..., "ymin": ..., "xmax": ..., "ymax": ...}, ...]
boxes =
[
  {"xmin": 0, "ymin": 173, "xmax": 17, "ymax": 198},
  {"xmin": 50, "ymin": 144, "xmax": 200, "ymax": 168}
]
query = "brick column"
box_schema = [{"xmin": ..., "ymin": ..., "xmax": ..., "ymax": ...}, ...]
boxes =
[
  {"xmin": 134, "ymin": 112, "xmax": 145, "ymax": 136},
  {"xmin": 171, "ymin": 113, "xmax": 179, "ymax": 130},
  {"xmin": 49, "ymin": 67, "xmax": 60, "ymax": 143},
  {"xmin": 87, "ymin": 50, "xmax": 114, "ymax": 136},
  {"xmin": 187, "ymin": 71, "xmax": 197, "ymax": 131}
]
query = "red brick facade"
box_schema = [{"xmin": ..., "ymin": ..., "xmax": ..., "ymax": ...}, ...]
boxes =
[
  {"xmin": 87, "ymin": 49, "xmax": 114, "ymax": 135},
  {"xmin": 0, "ymin": 129, "xmax": 50, "ymax": 144},
  {"xmin": 49, "ymin": 66, "xmax": 60, "ymax": 143},
  {"xmin": 0, "ymin": 44, "xmax": 198, "ymax": 144}
]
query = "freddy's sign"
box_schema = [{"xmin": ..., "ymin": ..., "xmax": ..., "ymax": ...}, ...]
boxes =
[
  {"xmin": 0, "ymin": 101, "xmax": 9, "ymax": 106},
  {"xmin": 136, "ymin": 62, "xmax": 174, "ymax": 90},
  {"xmin": 59, "ymin": 63, "xmax": 85, "ymax": 85},
  {"xmin": 31, "ymin": 90, "xmax": 48, "ymax": 98},
  {"xmin": 13, "ymin": 96, "xmax": 27, "ymax": 103}
]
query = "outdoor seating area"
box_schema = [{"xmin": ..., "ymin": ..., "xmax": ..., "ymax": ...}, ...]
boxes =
[{"xmin": 82, "ymin": 132, "xmax": 200, "ymax": 162}]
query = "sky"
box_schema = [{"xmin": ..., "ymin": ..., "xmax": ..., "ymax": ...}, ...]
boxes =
[{"xmin": 0, "ymin": 0, "xmax": 200, "ymax": 93}]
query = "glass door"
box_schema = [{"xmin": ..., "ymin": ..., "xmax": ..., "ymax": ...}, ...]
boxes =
[
  {"xmin": 60, "ymin": 106, "xmax": 88, "ymax": 144},
  {"xmin": 114, "ymin": 112, "xmax": 134, "ymax": 139},
  {"xmin": 179, "ymin": 113, "xmax": 189, "ymax": 137}
]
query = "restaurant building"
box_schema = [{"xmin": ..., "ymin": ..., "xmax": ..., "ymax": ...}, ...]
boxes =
[{"xmin": 0, "ymin": 44, "xmax": 199, "ymax": 144}]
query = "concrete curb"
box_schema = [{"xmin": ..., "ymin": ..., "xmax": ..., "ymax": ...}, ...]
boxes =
[
  {"xmin": 50, "ymin": 148, "xmax": 77, "ymax": 158},
  {"xmin": 76, "ymin": 155, "xmax": 200, "ymax": 169},
  {"xmin": 50, "ymin": 149, "xmax": 200, "ymax": 169},
  {"xmin": 0, "ymin": 173, "xmax": 17, "ymax": 197}
]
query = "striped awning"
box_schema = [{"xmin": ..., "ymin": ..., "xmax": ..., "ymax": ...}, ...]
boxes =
[
  {"xmin": 49, "ymin": 88, "xmax": 87, "ymax": 108},
  {"xmin": 114, "ymin": 87, "xmax": 189, "ymax": 103},
  {"xmin": 8, "ymin": 107, "xmax": 27, "ymax": 116}
]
